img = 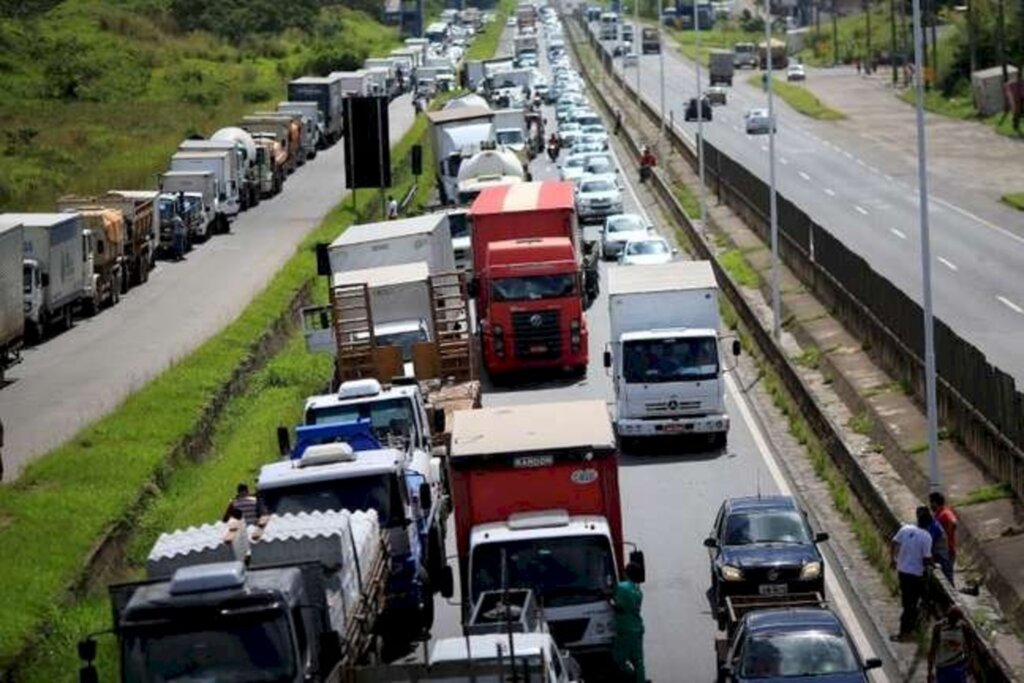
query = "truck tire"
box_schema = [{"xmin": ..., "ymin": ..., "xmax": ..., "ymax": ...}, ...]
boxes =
[{"xmin": 709, "ymin": 432, "xmax": 727, "ymax": 451}]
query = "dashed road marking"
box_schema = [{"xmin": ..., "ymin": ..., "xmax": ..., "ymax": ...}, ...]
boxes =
[
  {"xmin": 824, "ymin": 188, "xmax": 836, "ymax": 197},
  {"xmin": 997, "ymin": 296, "xmax": 1024, "ymax": 314},
  {"xmin": 884, "ymin": 174, "xmax": 893, "ymax": 182},
  {"xmin": 856, "ymin": 158, "xmax": 866, "ymax": 166},
  {"xmin": 780, "ymin": 156, "xmax": 789, "ymax": 165},
  {"xmin": 890, "ymin": 228, "xmax": 907, "ymax": 240},
  {"xmin": 844, "ymin": 151, "xmax": 854, "ymax": 160},
  {"xmin": 937, "ymin": 257, "xmax": 958, "ymax": 272},
  {"xmin": 799, "ymin": 171, "xmax": 811, "ymax": 181},
  {"xmin": 854, "ymin": 205, "xmax": 869, "ymax": 215},
  {"xmin": 868, "ymin": 166, "xmax": 879, "ymax": 174}
]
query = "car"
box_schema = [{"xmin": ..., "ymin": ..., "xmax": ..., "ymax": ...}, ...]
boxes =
[
  {"xmin": 623, "ymin": 50, "xmax": 639, "ymax": 66},
  {"xmin": 584, "ymin": 153, "xmax": 616, "ymax": 176},
  {"xmin": 706, "ymin": 85, "xmax": 728, "ymax": 106},
  {"xmin": 578, "ymin": 132, "xmax": 609, "ymax": 150},
  {"xmin": 574, "ymin": 111, "xmax": 603, "ymax": 129},
  {"xmin": 613, "ymin": 41, "xmax": 633, "ymax": 57},
  {"xmin": 558, "ymin": 153, "xmax": 593, "ymax": 183},
  {"xmin": 718, "ymin": 607, "xmax": 882, "ymax": 682},
  {"xmin": 600, "ymin": 213, "xmax": 652, "ymax": 259},
  {"xmin": 573, "ymin": 140, "xmax": 606, "ymax": 155},
  {"xmin": 787, "ymin": 63, "xmax": 806, "ymax": 81},
  {"xmin": 685, "ymin": 96, "xmax": 713, "ymax": 122},
  {"xmin": 704, "ymin": 496, "xmax": 829, "ymax": 628},
  {"xmin": 506, "ymin": 16, "xmax": 517, "ymax": 26},
  {"xmin": 745, "ymin": 108, "xmax": 776, "ymax": 135},
  {"xmin": 557, "ymin": 121, "xmax": 582, "ymax": 148},
  {"xmin": 619, "ymin": 236, "xmax": 675, "ymax": 265},
  {"xmin": 576, "ymin": 173, "xmax": 624, "ymax": 223}
]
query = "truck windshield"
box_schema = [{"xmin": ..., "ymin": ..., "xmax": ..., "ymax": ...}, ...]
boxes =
[
  {"xmin": 449, "ymin": 212, "xmax": 469, "ymax": 239},
  {"xmin": 306, "ymin": 397, "xmax": 416, "ymax": 443},
  {"xmin": 262, "ymin": 472, "xmax": 399, "ymax": 526},
  {"xmin": 471, "ymin": 536, "xmax": 616, "ymax": 607},
  {"xmin": 491, "ymin": 274, "xmax": 576, "ymax": 302},
  {"xmin": 623, "ymin": 337, "xmax": 718, "ymax": 383},
  {"xmin": 496, "ymin": 129, "xmax": 524, "ymax": 146},
  {"xmin": 122, "ymin": 612, "xmax": 295, "ymax": 683},
  {"xmin": 23, "ymin": 264, "xmax": 33, "ymax": 295}
]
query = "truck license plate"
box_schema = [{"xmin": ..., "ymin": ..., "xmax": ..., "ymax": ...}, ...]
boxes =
[
  {"xmin": 759, "ymin": 584, "xmax": 787, "ymax": 596},
  {"xmin": 530, "ymin": 344, "xmax": 546, "ymax": 353},
  {"xmin": 662, "ymin": 424, "xmax": 685, "ymax": 433}
]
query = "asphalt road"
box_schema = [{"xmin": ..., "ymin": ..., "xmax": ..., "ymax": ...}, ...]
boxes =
[
  {"xmin": 430, "ymin": 26, "xmax": 892, "ymax": 681},
  {"xmin": 0, "ymin": 92, "xmax": 416, "ymax": 478},
  {"xmin": 597, "ymin": 27, "xmax": 1024, "ymax": 385}
]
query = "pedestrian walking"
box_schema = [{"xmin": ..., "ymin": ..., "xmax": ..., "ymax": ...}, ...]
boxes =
[
  {"xmin": 890, "ymin": 506, "xmax": 934, "ymax": 641},
  {"xmin": 172, "ymin": 212, "xmax": 187, "ymax": 262},
  {"xmin": 386, "ymin": 195, "xmax": 399, "ymax": 220},
  {"xmin": 856, "ymin": 58, "xmax": 862, "ymax": 75},
  {"xmin": 221, "ymin": 482, "xmax": 265, "ymax": 527},
  {"xmin": 615, "ymin": 108, "xmax": 623, "ymax": 136},
  {"xmin": 928, "ymin": 605, "xmax": 970, "ymax": 683},
  {"xmin": 611, "ymin": 562, "xmax": 646, "ymax": 683},
  {"xmin": 930, "ymin": 491, "xmax": 958, "ymax": 584}
]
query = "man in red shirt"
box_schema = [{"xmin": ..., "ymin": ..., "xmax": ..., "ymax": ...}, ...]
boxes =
[{"xmin": 930, "ymin": 491, "xmax": 958, "ymax": 584}]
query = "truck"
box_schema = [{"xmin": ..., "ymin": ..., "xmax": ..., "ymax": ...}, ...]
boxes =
[
  {"xmin": 59, "ymin": 191, "xmax": 155, "ymax": 289},
  {"xmin": 159, "ymin": 171, "xmax": 218, "ymax": 239},
  {"xmin": 243, "ymin": 113, "xmax": 303, "ymax": 171},
  {"xmin": 516, "ymin": 4, "xmax": 537, "ymax": 30},
  {"xmin": 427, "ymin": 106, "xmax": 496, "ymax": 205},
  {"xmin": 493, "ymin": 108, "xmax": 531, "ymax": 166},
  {"xmin": 709, "ymin": 49, "xmax": 735, "ymax": 86},
  {"xmin": 78, "ymin": 509, "xmax": 388, "ymax": 682},
  {"xmin": 641, "ymin": 26, "xmax": 660, "ymax": 53},
  {"xmin": 277, "ymin": 102, "xmax": 322, "ymax": 156},
  {"xmin": 54, "ymin": 203, "xmax": 124, "ymax": 312},
  {"xmin": 456, "ymin": 147, "xmax": 526, "ymax": 206},
  {"xmin": 469, "ymin": 181, "xmax": 593, "ymax": 378},
  {"xmin": 333, "ymin": 70, "xmax": 371, "ymax": 97},
  {"xmin": 448, "ymin": 400, "xmax": 645, "ymax": 658},
  {"xmin": 177, "ymin": 139, "xmax": 257, "ymax": 210},
  {"xmin": 0, "ymin": 219, "xmax": 24, "ymax": 378},
  {"xmin": 514, "ymin": 34, "xmax": 539, "ymax": 59},
  {"xmin": 733, "ymin": 41, "xmax": 757, "ymax": 68},
  {"xmin": 327, "ymin": 213, "xmax": 455, "ymax": 276},
  {"xmin": 757, "ymin": 38, "xmax": 788, "ymax": 69},
  {"xmin": 252, "ymin": 109, "xmax": 311, "ymax": 165},
  {"xmin": 361, "ymin": 66, "xmax": 391, "ymax": 98},
  {"xmin": 169, "ymin": 150, "xmax": 239, "ymax": 229},
  {"xmin": 265, "ymin": 412, "xmax": 447, "ymax": 646},
  {"xmin": 599, "ymin": 11, "xmax": 619, "ymax": 40},
  {"xmin": 604, "ymin": 261, "xmax": 738, "ymax": 449},
  {"xmin": 288, "ymin": 74, "xmax": 345, "ymax": 145},
  {"xmin": 10, "ymin": 213, "xmax": 88, "ymax": 338},
  {"xmin": 210, "ymin": 126, "xmax": 267, "ymax": 206}
]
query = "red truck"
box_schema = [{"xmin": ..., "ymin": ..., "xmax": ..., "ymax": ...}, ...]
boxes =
[
  {"xmin": 447, "ymin": 400, "xmax": 644, "ymax": 655},
  {"xmin": 469, "ymin": 181, "xmax": 589, "ymax": 377}
]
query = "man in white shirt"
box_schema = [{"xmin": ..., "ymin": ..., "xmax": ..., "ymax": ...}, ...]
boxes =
[{"xmin": 891, "ymin": 506, "xmax": 934, "ymax": 641}]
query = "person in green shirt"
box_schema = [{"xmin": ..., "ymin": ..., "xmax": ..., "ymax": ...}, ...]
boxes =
[{"xmin": 611, "ymin": 562, "xmax": 647, "ymax": 683}]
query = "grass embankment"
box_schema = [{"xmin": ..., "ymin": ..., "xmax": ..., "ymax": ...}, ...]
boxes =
[
  {"xmin": 0, "ymin": 110, "xmax": 429, "ymax": 676},
  {"xmin": 900, "ymin": 88, "xmax": 1023, "ymax": 138},
  {"xmin": 671, "ymin": 25, "xmax": 760, "ymax": 62},
  {"xmin": 465, "ymin": 0, "xmax": 518, "ymax": 60},
  {"xmin": 1002, "ymin": 192, "xmax": 1024, "ymax": 211},
  {"xmin": 0, "ymin": 0, "xmax": 399, "ymax": 210},
  {"xmin": 746, "ymin": 75, "xmax": 846, "ymax": 120}
]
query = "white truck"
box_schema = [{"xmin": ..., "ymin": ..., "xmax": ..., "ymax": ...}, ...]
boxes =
[
  {"xmin": 455, "ymin": 147, "xmax": 525, "ymax": 206},
  {"xmin": 287, "ymin": 74, "xmax": 345, "ymax": 145},
  {"xmin": 177, "ymin": 139, "xmax": 255, "ymax": 210},
  {"xmin": 277, "ymin": 102, "xmax": 322, "ymax": 155},
  {"xmin": 327, "ymin": 212, "xmax": 455, "ymax": 276},
  {"xmin": 514, "ymin": 34, "xmax": 539, "ymax": 59},
  {"xmin": 361, "ymin": 67, "xmax": 390, "ymax": 98},
  {"xmin": 11, "ymin": 213, "xmax": 88, "ymax": 339},
  {"xmin": 426, "ymin": 107, "xmax": 496, "ymax": 205},
  {"xmin": 604, "ymin": 261, "xmax": 738, "ymax": 449},
  {"xmin": 333, "ymin": 70, "xmax": 371, "ymax": 97},
  {"xmin": 492, "ymin": 108, "xmax": 530, "ymax": 165},
  {"xmin": 79, "ymin": 509, "xmax": 387, "ymax": 682},
  {"xmin": 210, "ymin": 126, "xmax": 267, "ymax": 206},
  {"xmin": 0, "ymin": 219, "xmax": 24, "ymax": 378},
  {"xmin": 158, "ymin": 171, "xmax": 218, "ymax": 238},
  {"xmin": 169, "ymin": 151, "xmax": 239, "ymax": 229}
]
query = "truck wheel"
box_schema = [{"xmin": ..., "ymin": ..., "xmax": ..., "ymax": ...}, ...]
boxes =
[
  {"xmin": 62, "ymin": 305, "xmax": 73, "ymax": 330},
  {"xmin": 709, "ymin": 432, "xmax": 727, "ymax": 451},
  {"xmin": 111, "ymin": 281, "xmax": 120, "ymax": 305},
  {"xmin": 84, "ymin": 295, "xmax": 99, "ymax": 318}
]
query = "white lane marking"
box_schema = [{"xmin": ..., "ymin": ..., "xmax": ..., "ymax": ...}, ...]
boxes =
[
  {"xmin": 844, "ymin": 151, "xmax": 855, "ymax": 160},
  {"xmin": 780, "ymin": 157, "xmax": 789, "ymax": 165},
  {"xmin": 856, "ymin": 158, "xmax": 866, "ymax": 167},
  {"xmin": 733, "ymin": 125, "xmax": 741, "ymax": 133},
  {"xmin": 884, "ymin": 174, "xmax": 893, "ymax": 182},
  {"xmin": 997, "ymin": 296, "xmax": 1024, "ymax": 314},
  {"xmin": 824, "ymin": 188, "xmax": 836, "ymax": 197},
  {"xmin": 854, "ymin": 205, "xmax": 869, "ymax": 215},
  {"xmin": 868, "ymin": 166, "xmax": 879, "ymax": 174},
  {"xmin": 937, "ymin": 257, "xmax": 958, "ymax": 272},
  {"xmin": 890, "ymin": 228, "xmax": 907, "ymax": 240},
  {"xmin": 930, "ymin": 195, "xmax": 1024, "ymax": 247},
  {"xmin": 799, "ymin": 171, "xmax": 811, "ymax": 181},
  {"xmin": 761, "ymin": 144, "xmax": 768, "ymax": 152}
]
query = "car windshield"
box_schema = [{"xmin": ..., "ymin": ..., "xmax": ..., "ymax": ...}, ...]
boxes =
[
  {"xmin": 471, "ymin": 536, "xmax": 616, "ymax": 607},
  {"xmin": 496, "ymin": 130, "xmax": 524, "ymax": 145},
  {"xmin": 122, "ymin": 612, "xmax": 295, "ymax": 683},
  {"xmin": 491, "ymin": 274, "xmax": 577, "ymax": 302},
  {"xmin": 739, "ymin": 631, "xmax": 860, "ymax": 678},
  {"xmin": 565, "ymin": 156, "xmax": 588, "ymax": 168},
  {"xmin": 724, "ymin": 510, "xmax": 812, "ymax": 545},
  {"xmin": 581, "ymin": 179, "xmax": 614, "ymax": 193},
  {"xmin": 626, "ymin": 240, "xmax": 669, "ymax": 255},
  {"xmin": 623, "ymin": 336, "xmax": 719, "ymax": 383},
  {"xmin": 261, "ymin": 472, "xmax": 399, "ymax": 525},
  {"xmin": 306, "ymin": 396, "xmax": 416, "ymax": 443},
  {"xmin": 607, "ymin": 216, "xmax": 644, "ymax": 233}
]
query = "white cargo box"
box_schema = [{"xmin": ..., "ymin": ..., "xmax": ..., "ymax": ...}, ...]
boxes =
[
  {"xmin": 608, "ymin": 261, "xmax": 720, "ymax": 341},
  {"xmin": 0, "ymin": 219, "xmax": 25, "ymax": 347},
  {"xmin": 328, "ymin": 213, "xmax": 454, "ymax": 275}
]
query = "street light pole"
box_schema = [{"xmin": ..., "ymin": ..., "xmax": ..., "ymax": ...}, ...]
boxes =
[
  {"xmin": 910, "ymin": 0, "xmax": 941, "ymax": 490},
  {"xmin": 765, "ymin": 0, "xmax": 780, "ymax": 339},
  {"xmin": 635, "ymin": 0, "xmax": 641, "ymax": 111},
  {"xmin": 658, "ymin": 0, "xmax": 667, "ymax": 138},
  {"xmin": 695, "ymin": 0, "xmax": 707, "ymax": 228},
  {"xmin": 832, "ymin": 0, "xmax": 839, "ymax": 65}
]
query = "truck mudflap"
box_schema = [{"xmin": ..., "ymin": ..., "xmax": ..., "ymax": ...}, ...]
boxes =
[{"xmin": 616, "ymin": 413, "xmax": 729, "ymax": 437}]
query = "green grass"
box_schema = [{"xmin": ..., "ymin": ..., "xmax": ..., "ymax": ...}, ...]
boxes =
[
  {"xmin": 465, "ymin": 0, "xmax": 517, "ymax": 60},
  {"xmin": 747, "ymin": 75, "xmax": 846, "ymax": 120},
  {"xmin": 719, "ymin": 248, "xmax": 761, "ymax": 288},
  {"xmin": 670, "ymin": 24, "xmax": 761, "ymax": 62},
  {"xmin": 849, "ymin": 410, "xmax": 873, "ymax": 435},
  {"xmin": 1001, "ymin": 192, "xmax": 1024, "ymax": 210},
  {"xmin": 793, "ymin": 347, "xmax": 822, "ymax": 370},
  {"xmin": 798, "ymin": 6, "xmax": 896, "ymax": 67},
  {"xmin": 0, "ymin": 112, "xmax": 429, "ymax": 671},
  {"xmin": 954, "ymin": 483, "xmax": 1014, "ymax": 507},
  {"xmin": 0, "ymin": 0, "xmax": 400, "ymax": 210},
  {"xmin": 673, "ymin": 183, "xmax": 702, "ymax": 219}
]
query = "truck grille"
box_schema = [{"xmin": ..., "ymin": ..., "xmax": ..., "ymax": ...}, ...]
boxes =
[
  {"xmin": 645, "ymin": 400, "xmax": 702, "ymax": 414},
  {"xmin": 548, "ymin": 618, "xmax": 590, "ymax": 646},
  {"xmin": 511, "ymin": 310, "xmax": 562, "ymax": 359}
]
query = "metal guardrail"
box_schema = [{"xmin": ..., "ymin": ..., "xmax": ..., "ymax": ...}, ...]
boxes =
[{"xmin": 566, "ymin": 15, "xmax": 1020, "ymax": 682}]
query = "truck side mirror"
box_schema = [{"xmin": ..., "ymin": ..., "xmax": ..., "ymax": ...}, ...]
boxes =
[
  {"xmin": 276, "ymin": 425, "xmax": 291, "ymax": 457},
  {"xmin": 603, "ymin": 350, "xmax": 611, "ymax": 368},
  {"xmin": 41, "ymin": 273, "xmax": 50, "ymax": 288},
  {"xmin": 863, "ymin": 657, "xmax": 882, "ymax": 671},
  {"xmin": 814, "ymin": 532, "xmax": 830, "ymax": 543},
  {"xmin": 731, "ymin": 340, "xmax": 741, "ymax": 357},
  {"xmin": 628, "ymin": 551, "xmax": 646, "ymax": 583},
  {"xmin": 440, "ymin": 565, "xmax": 455, "ymax": 598},
  {"xmin": 419, "ymin": 482, "xmax": 433, "ymax": 513},
  {"xmin": 703, "ymin": 537, "xmax": 718, "ymax": 548},
  {"xmin": 315, "ymin": 242, "xmax": 331, "ymax": 277},
  {"xmin": 431, "ymin": 408, "xmax": 447, "ymax": 435}
]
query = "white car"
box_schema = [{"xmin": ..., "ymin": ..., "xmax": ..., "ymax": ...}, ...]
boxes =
[
  {"xmin": 623, "ymin": 50, "xmax": 639, "ymax": 66},
  {"xmin": 574, "ymin": 111, "xmax": 603, "ymax": 129},
  {"xmin": 619, "ymin": 236, "xmax": 675, "ymax": 265},
  {"xmin": 787, "ymin": 63, "xmax": 806, "ymax": 81},
  {"xmin": 601, "ymin": 212, "xmax": 653, "ymax": 259},
  {"xmin": 559, "ymin": 153, "xmax": 593, "ymax": 183},
  {"xmin": 557, "ymin": 121, "xmax": 582, "ymax": 147},
  {"xmin": 506, "ymin": 16, "xmax": 517, "ymax": 26},
  {"xmin": 745, "ymin": 108, "xmax": 776, "ymax": 135},
  {"xmin": 584, "ymin": 153, "xmax": 616, "ymax": 176},
  {"xmin": 580, "ymin": 124, "xmax": 609, "ymax": 149},
  {"xmin": 574, "ymin": 140, "xmax": 606, "ymax": 154},
  {"xmin": 576, "ymin": 173, "xmax": 624, "ymax": 223}
]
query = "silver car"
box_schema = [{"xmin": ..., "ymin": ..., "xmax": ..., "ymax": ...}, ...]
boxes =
[
  {"xmin": 619, "ymin": 236, "xmax": 675, "ymax": 265},
  {"xmin": 601, "ymin": 212, "xmax": 653, "ymax": 259},
  {"xmin": 745, "ymin": 108, "xmax": 776, "ymax": 135}
]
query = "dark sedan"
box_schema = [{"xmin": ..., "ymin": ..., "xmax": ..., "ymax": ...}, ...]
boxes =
[
  {"xmin": 705, "ymin": 496, "xmax": 829, "ymax": 627},
  {"xmin": 718, "ymin": 608, "xmax": 881, "ymax": 682}
]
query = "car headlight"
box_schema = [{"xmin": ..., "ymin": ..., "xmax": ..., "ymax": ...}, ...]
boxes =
[
  {"xmin": 800, "ymin": 561, "xmax": 822, "ymax": 580},
  {"xmin": 720, "ymin": 565, "xmax": 743, "ymax": 582}
]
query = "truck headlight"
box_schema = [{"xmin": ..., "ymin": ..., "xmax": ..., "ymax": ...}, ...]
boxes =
[
  {"xmin": 720, "ymin": 565, "xmax": 743, "ymax": 582},
  {"xmin": 800, "ymin": 562, "xmax": 822, "ymax": 580}
]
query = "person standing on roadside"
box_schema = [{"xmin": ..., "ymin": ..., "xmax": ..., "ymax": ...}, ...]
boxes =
[
  {"xmin": 221, "ymin": 482, "xmax": 265, "ymax": 527},
  {"xmin": 930, "ymin": 491, "xmax": 958, "ymax": 584},
  {"xmin": 611, "ymin": 562, "xmax": 647, "ymax": 683},
  {"xmin": 386, "ymin": 195, "xmax": 399, "ymax": 220},
  {"xmin": 928, "ymin": 605, "xmax": 970, "ymax": 683},
  {"xmin": 890, "ymin": 506, "xmax": 933, "ymax": 642}
]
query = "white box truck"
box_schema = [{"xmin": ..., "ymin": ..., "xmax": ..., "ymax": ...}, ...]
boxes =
[
  {"xmin": 332, "ymin": 70, "xmax": 370, "ymax": 97},
  {"xmin": 170, "ymin": 151, "xmax": 239, "ymax": 227},
  {"xmin": 278, "ymin": 101, "xmax": 324, "ymax": 153},
  {"xmin": 0, "ymin": 219, "xmax": 25, "ymax": 377},
  {"xmin": 287, "ymin": 75, "xmax": 344, "ymax": 144},
  {"xmin": 159, "ymin": 171, "xmax": 218, "ymax": 239},
  {"xmin": 327, "ymin": 213, "xmax": 454, "ymax": 275},
  {"xmin": 11, "ymin": 212, "xmax": 88, "ymax": 339},
  {"xmin": 604, "ymin": 261, "xmax": 737, "ymax": 448},
  {"xmin": 177, "ymin": 140, "xmax": 254, "ymax": 210}
]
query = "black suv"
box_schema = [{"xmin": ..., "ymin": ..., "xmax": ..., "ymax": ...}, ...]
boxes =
[{"xmin": 704, "ymin": 496, "xmax": 829, "ymax": 628}]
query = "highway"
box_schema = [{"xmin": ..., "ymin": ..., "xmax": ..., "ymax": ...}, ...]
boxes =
[
  {"xmin": 596, "ymin": 26, "xmax": 1024, "ymax": 385},
  {"xmin": 0, "ymin": 92, "xmax": 418, "ymax": 477},
  {"xmin": 430, "ymin": 24, "xmax": 893, "ymax": 680}
]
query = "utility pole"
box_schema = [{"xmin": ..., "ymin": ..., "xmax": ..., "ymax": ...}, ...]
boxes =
[
  {"xmin": 832, "ymin": 0, "xmax": 840, "ymax": 65},
  {"xmin": 865, "ymin": 0, "xmax": 872, "ymax": 68},
  {"xmin": 890, "ymin": 0, "xmax": 898, "ymax": 84},
  {"xmin": 930, "ymin": 0, "xmax": 938, "ymax": 87},
  {"xmin": 997, "ymin": 0, "xmax": 1008, "ymax": 82},
  {"xmin": 967, "ymin": 0, "xmax": 977, "ymax": 76},
  {"xmin": 765, "ymin": 0, "xmax": 781, "ymax": 340},
  {"xmin": 695, "ymin": 0, "xmax": 707, "ymax": 230},
  {"xmin": 659, "ymin": 0, "xmax": 666, "ymax": 138},
  {"xmin": 635, "ymin": 0, "xmax": 641, "ymax": 113}
]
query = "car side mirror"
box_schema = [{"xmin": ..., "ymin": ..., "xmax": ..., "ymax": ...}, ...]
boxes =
[
  {"xmin": 440, "ymin": 565, "xmax": 455, "ymax": 598},
  {"xmin": 419, "ymin": 482, "xmax": 433, "ymax": 512},
  {"xmin": 431, "ymin": 408, "xmax": 446, "ymax": 435},
  {"xmin": 276, "ymin": 425, "xmax": 291, "ymax": 457},
  {"xmin": 704, "ymin": 537, "xmax": 718, "ymax": 548},
  {"xmin": 732, "ymin": 340, "xmax": 741, "ymax": 357},
  {"xmin": 672, "ymin": 248, "xmax": 679, "ymax": 255},
  {"xmin": 863, "ymin": 658, "xmax": 882, "ymax": 671},
  {"xmin": 815, "ymin": 532, "xmax": 830, "ymax": 543}
]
